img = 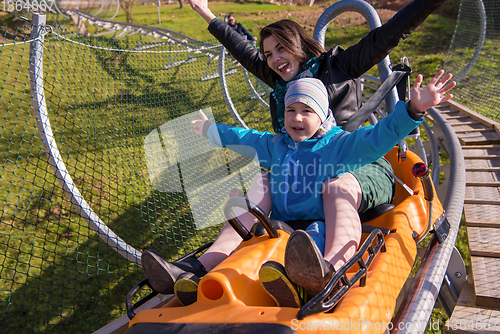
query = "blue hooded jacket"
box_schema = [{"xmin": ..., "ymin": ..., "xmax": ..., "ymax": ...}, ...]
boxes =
[{"xmin": 206, "ymin": 101, "xmax": 422, "ymax": 222}]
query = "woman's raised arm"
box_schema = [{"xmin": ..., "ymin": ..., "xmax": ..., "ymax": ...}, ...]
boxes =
[{"xmin": 187, "ymin": 0, "xmax": 216, "ymax": 24}]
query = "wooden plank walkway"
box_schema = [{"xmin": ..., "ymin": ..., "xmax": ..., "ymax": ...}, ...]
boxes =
[{"xmin": 437, "ymin": 100, "xmax": 500, "ymax": 333}]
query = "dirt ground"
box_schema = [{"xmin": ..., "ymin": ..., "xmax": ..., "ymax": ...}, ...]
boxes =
[
  {"xmin": 223, "ymin": 0, "xmax": 413, "ymax": 32},
  {"xmin": 312, "ymin": 0, "xmax": 412, "ymax": 23}
]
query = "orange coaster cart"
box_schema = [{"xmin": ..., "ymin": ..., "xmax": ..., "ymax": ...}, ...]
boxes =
[{"xmin": 125, "ymin": 148, "xmax": 446, "ymax": 334}]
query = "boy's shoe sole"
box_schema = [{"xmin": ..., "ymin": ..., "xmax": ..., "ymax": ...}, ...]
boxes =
[
  {"xmin": 141, "ymin": 250, "xmax": 185, "ymax": 295},
  {"xmin": 259, "ymin": 261, "xmax": 306, "ymax": 308},
  {"xmin": 174, "ymin": 272, "xmax": 200, "ymax": 306},
  {"xmin": 285, "ymin": 230, "xmax": 334, "ymax": 297}
]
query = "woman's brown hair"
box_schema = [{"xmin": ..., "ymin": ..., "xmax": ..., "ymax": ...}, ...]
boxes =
[{"xmin": 258, "ymin": 20, "xmax": 326, "ymax": 64}]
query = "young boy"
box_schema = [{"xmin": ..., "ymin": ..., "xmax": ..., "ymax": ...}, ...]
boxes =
[{"xmin": 185, "ymin": 72, "xmax": 455, "ymax": 307}]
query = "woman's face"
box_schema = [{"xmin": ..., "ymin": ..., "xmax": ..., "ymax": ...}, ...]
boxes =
[{"xmin": 262, "ymin": 35, "xmax": 301, "ymax": 82}]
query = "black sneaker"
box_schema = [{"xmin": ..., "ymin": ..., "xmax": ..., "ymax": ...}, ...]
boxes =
[
  {"xmin": 141, "ymin": 250, "xmax": 186, "ymax": 295},
  {"xmin": 141, "ymin": 250, "xmax": 207, "ymax": 295},
  {"xmin": 259, "ymin": 261, "xmax": 307, "ymax": 308},
  {"xmin": 174, "ymin": 272, "xmax": 200, "ymax": 306}
]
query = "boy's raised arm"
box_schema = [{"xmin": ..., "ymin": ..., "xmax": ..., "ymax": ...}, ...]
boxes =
[
  {"xmin": 190, "ymin": 109, "xmax": 275, "ymax": 167},
  {"xmin": 324, "ymin": 70, "xmax": 456, "ymax": 174},
  {"xmin": 190, "ymin": 109, "xmax": 211, "ymax": 136}
]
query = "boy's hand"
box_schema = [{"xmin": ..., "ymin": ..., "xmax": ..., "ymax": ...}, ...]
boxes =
[
  {"xmin": 408, "ymin": 70, "xmax": 456, "ymax": 114},
  {"xmin": 190, "ymin": 109, "xmax": 209, "ymax": 136}
]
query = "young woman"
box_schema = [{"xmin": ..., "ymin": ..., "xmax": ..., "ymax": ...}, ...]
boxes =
[{"xmin": 141, "ymin": 0, "xmax": 450, "ymax": 302}]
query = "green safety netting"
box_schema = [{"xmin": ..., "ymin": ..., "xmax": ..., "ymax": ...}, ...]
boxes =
[
  {"xmin": 1, "ymin": 18, "xmax": 272, "ymax": 332},
  {"xmin": 443, "ymin": 0, "xmax": 500, "ymax": 120}
]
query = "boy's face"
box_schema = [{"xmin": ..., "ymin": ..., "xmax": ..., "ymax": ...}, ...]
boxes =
[{"xmin": 284, "ymin": 102, "xmax": 322, "ymax": 142}]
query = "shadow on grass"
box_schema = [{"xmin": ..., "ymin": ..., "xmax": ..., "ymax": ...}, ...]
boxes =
[
  {"xmin": 0, "ymin": 32, "xmax": 273, "ymax": 333},
  {"xmin": 0, "ymin": 177, "xmax": 222, "ymax": 333}
]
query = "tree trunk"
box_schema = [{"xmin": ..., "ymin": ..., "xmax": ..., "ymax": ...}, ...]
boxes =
[
  {"xmin": 126, "ymin": 11, "xmax": 134, "ymax": 24},
  {"xmin": 119, "ymin": 0, "xmax": 136, "ymax": 24}
]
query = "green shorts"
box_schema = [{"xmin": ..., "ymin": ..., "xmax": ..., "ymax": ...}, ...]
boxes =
[{"xmin": 349, "ymin": 157, "xmax": 395, "ymax": 213}]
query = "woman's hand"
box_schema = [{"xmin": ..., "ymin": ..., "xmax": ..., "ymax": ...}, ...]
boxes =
[
  {"xmin": 190, "ymin": 109, "xmax": 209, "ymax": 136},
  {"xmin": 186, "ymin": 0, "xmax": 216, "ymax": 23},
  {"xmin": 408, "ymin": 70, "xmax": 456, "ymax": 114}
]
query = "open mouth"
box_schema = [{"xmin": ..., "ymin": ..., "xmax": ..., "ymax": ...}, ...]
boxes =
[{"xmin": 277, "ymin": 62, "xmax": 288, "ymax": 73}]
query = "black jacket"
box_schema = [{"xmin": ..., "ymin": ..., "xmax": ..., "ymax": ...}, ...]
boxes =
[{"xmin": 209, "ymin": 0, "xmax": 447, "ymax": 132}]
